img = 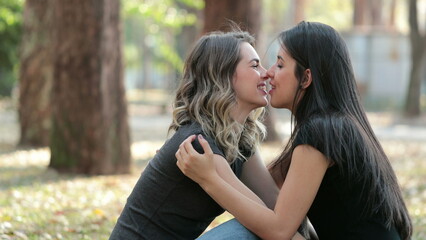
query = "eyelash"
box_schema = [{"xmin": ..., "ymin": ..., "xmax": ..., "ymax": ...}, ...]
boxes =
[{"xmin": 252, "ymin": 64, "xmax": 259, "ymax": 69}]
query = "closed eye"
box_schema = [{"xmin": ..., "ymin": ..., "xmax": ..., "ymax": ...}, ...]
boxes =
[{"xmin": 249, "ymin": 58, "xmax": 260, "ymax": 69}]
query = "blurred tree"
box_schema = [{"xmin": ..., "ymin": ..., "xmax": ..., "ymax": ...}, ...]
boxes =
[
  {"xmin": 404, "ymin": 0, "xmax": 426, "ymax": 116},
  {"xmin": 203, "ymin": 0, "xmax": 280, "ymax": 142},
  {"xmin": 175, "ymin": 1, "xmax": 201, "ymax": 63},
  {"xmin": 388, "ymin": 0, "xmax": 397, "ymax": 30},
  {"xmin": 122, "ymin": 0, "xmax": 202, "ymax": 89},
  {"xmin": 0, "ymin": 0, "xmax": 23, "ymax": 96},
  {"xmin": 305, "ymin": 0, "xmax": 352, "ymax": 30},
  {"xmin": 18, "ymin": 0, "xmax": 52, "ymax": 147},
  {"xmin": 173, "ymin": 2, "xmax": 202, "ymax": 90},
  {"xmin": 353, "ymin": 0, "xmax": 367, "ymax": 26},
  {"xmin": 293, "ymin": 0, "xmax": 306, "ymax": 24},
  {"xmin": 203, "ymin": 0, "xmax": 261, "ymax": 34},
  {"xmin": 352, "ymin": 0, "xmax": 399, "ymax": 31},
  {"xmin": 353, "ymin": 0, "xmax": 384, "ymax": 29},
  {"xmin": 49, "ymin": 0, "xmax": 131, "ymax": 174}
]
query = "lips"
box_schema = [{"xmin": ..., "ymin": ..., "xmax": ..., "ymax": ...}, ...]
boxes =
[
  {"xmin": 257, "ymin": 83, "xmax": 268, "ymax": 94},
  {"xmin": 268, "ymin": 84, "xmax": 275, "ymax": 94}
]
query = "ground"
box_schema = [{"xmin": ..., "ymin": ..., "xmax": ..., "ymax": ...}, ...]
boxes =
[{"xmin": 0, "ymin": 98, "xmax": 425, "ymax": 240}]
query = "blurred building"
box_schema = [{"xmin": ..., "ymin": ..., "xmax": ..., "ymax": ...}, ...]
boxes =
[{"xmin": 344, "ymin": 32, "xmax": 411, "ymax": 110}]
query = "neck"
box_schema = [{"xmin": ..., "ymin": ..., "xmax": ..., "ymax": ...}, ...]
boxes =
[{"xmin": 230, "ymin": 106, "xmax": 251, "ymax": 124}]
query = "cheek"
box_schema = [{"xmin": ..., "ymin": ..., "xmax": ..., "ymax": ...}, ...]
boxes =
[{"xmin": 276, "ymin": 71, "xmax": 289, "ymax": 84}]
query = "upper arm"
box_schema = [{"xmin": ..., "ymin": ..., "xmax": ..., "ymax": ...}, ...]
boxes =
[
  {"xmin": 241, "ymin": 150, "xmax": 280, "ymax": 209},
  {"xmin": 273, "ymin": 144, "xmax": 329, "ymax": 237}
]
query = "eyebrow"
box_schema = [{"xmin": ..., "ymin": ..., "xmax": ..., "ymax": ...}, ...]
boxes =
[
  {"xmin": 277, "ymin": 55, "xmax": 284, "ymax": 61},
  {"xmin": 249, "ymin": 58, "xmax": 260, "ymax": 63}
]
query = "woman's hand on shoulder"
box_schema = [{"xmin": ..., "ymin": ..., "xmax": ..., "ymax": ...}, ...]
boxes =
[{"xmin": 176, "ymin": 134, "xmax": 218, "ymax": 185}]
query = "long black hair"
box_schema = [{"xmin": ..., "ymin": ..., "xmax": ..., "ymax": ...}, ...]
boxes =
[{"xmin": 268, "ymin": 21, "xmax": 412, "ymax": 239}]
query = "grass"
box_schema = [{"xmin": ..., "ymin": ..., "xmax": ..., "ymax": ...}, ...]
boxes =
[{"xmin": 0, "ymin": 99, "xmax": 425, "ymax": 239}]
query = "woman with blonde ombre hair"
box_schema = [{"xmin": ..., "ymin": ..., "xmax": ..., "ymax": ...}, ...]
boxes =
[{"xmin": 109, "ymin": 30, "xmax": 281, "ymax": 240}]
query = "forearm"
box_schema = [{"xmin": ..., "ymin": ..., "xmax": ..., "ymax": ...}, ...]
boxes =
[
  {"xmin": 221, "ymin": 176, "xmax": 267, "ymax": 208},
  {"xmin": 215, "ymin": 156, "xmax": 268, "ymax": 208},
  {"xmin": 242, "ymin": 152, "xmax": 280, "ymax": 209},
  {"xmin": 200, "ymin": 174, "xmax": 296, "ymax": 240}
]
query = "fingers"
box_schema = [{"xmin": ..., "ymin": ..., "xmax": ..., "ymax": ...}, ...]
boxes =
[
  {"xmin": 176, "ymin": 135, "xmax": 196, "ymax": 168},
  {"xmin": 179, "ymin": 134, "xmax": 199, "ymax": 155},
  {"xmin": 175, "ymin": 149, "xmax": 182, "ymax": 162},
  {"xmin": 197, "ymin": 134, "xmax": 213, "ymax": 155},
  {"xmin": 175, "ymin": 149, "xmax": 182, "ymax": 168},
  {"xmin": 176, "ymin": 134, "xmax": 213, "ymax": 169},
  {"xmin": 179, "ymin": 135, "xmax": 195, "ymax": 156}
]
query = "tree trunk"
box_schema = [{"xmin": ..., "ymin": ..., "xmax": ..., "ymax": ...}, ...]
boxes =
[
  {"xmin": 293, "ymin": 0, "xmax": 306, "ymax": 24},
  {"xmin": 388, "ymin": 0, "xmax": 397, "ymax": 30},
  {"xmin": 175, "ymin": 3, "xmax": 200, "ymax": 90},
  {"xmin": 353, "ymin": 0, "xmax": 384, "ymax": 30},
  {"xmin": 203, "ymin": 0, "xmax": 261, "ymax": 35},
  {"xmin": 18, "ymin": 0, "xmax": 53, "ymax": 147},
  {"xmin": 404, "ymin": 0, "xmax": 426, "ymax": 117},
  {"xmin": 203, "ymin": 0, "xmax": 280, "ymax": 141},
  {"xmin": 176, "ymin": 3, "xmax": 200, "ymax": 59},
  {"xmin": 49, "ymin": 0, "xmax": 131, "ymax": 174},
  {"xmin": 353, "ymin": 0, "xmax": 367, "ymax": 28},
  {"xmin": 369, "ymin": 0, "xmax": 383, "ymax": 27}
]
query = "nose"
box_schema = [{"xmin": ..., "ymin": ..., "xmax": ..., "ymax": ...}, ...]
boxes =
[
  {"xmin": 260, "ymin": 66, "xmax": 268, "ymax": 81},
  {"xmin": 266, "ymin": 67, "xmax": 274, "ymax": 78}
]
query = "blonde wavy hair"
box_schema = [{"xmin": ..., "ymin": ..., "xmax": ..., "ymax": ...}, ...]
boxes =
[{"xmin": 169, "ymin": 31, "xmax": 266, "ymax": 163}]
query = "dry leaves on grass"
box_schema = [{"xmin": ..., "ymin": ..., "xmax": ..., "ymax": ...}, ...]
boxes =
[
  {"xmin": 0, "ymin": 139, "xmax": 425, "ymax": 239},
  {"xmin": 0, "ymin": 142, "xmax": 161, "ymax": 240}
]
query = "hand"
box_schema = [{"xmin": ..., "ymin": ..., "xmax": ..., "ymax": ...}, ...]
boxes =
[{"xmin": 176, "ymin": 134, "xmax": 217, "ymax": 185}]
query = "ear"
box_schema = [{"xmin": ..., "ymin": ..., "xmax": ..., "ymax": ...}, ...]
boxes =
[{"xmin": 301, "ymin": 69, "xmax": 312, "ymax": 89}]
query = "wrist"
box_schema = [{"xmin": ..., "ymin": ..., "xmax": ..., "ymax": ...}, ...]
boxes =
[{"xmin": 199, "ymin": 172, "xmax": 219, "ymax": 191}]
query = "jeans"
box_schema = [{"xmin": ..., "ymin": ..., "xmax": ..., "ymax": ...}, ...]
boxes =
[{"xmin": 197, "ymin": 219, "xmax": 261, "ymax": 240}]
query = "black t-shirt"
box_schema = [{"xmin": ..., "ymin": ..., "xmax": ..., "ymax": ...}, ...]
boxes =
[
  {"xmin": 109, "ymin": 121, "xmax": 246, "ymax": 240},
  {"xmin": 294, "ymin": 114, "xmax": 401, "ymax": 240}
]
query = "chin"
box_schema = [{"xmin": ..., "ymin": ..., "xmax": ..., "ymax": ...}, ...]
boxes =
[
  {"xmin": 255, "ymin": 99, "xmax": 268, "ymax": 108},
  {"xmin": 270, "ymin": 102, "xmax": 284, "ymax": 109}
]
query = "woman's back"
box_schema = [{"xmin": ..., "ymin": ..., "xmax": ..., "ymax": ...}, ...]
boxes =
[
  {"xmin": 294, "ymin": 113, "xmax": 402, "ymax": 239},
  {"xmin": 309, "ymin": 162, "xmax": 400, "ymax": 239}
]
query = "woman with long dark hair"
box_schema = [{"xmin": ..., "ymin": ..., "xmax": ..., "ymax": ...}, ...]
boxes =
[{"xmin": 177, "ymin": 21, "xmax": 412, "ymax": 240}]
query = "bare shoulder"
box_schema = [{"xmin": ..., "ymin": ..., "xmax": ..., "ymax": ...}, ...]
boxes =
[{"xmin": 292, "ymin": 144, "xmax": 330, "ymax": 168}]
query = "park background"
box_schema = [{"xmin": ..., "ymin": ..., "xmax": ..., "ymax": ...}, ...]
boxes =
[{"xmin": 0, "ymin": 0, "xmax": 425, "ymax": 239}]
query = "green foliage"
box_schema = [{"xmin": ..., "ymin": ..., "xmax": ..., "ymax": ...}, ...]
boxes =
[
  {"xmin": 122, "ymin": 0, "xmax": 202, "ymax": 72},
  {"xmin": 0, "ymin": 0, "xmax": 23, "ymax": 96},
  {"xmin": 123, "ymin": 0, "xmax": 200, "ymax": 28},
  {"xmin": 175, "ymin": 0, "xmax": 204, "ymax": 9}
]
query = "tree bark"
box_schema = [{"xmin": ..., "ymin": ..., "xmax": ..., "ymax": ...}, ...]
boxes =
[
  {"xmin": 388, "ymin": 0, "xmax": 397, "ymax": 29},
  {"xmin": 18, "ymin": 0, "xmax": 53, "ymax": 147},
  {"xmin": 369, "ymin": 0, "xmax": 383, "ymax": 26},
  {"xmin": 353, "ymin": 0, "xmax": 367, "ymax": 28},
  {"xmin": 49, "ymin": 0, "xmax": 131, "ymax": 174},
  {"xmin": 404, "ymin": 0, "xmax": 426, "ymax": 117},
  {"xmin": 203, "ymin": 0, "xmax": 261, "ymax": 35},
  {"xmin": 353, "ymin": 0, "xmax": 384, "ymax": 30},
  {"xmin": 293, "ymin": 0, "xmax": 306, "ymax": 24}
]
